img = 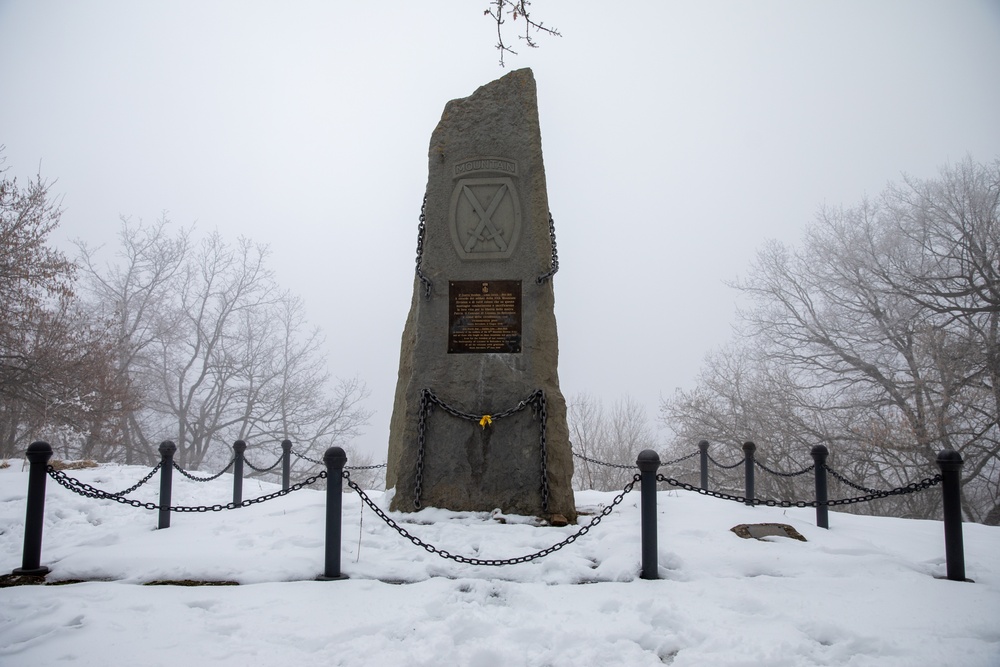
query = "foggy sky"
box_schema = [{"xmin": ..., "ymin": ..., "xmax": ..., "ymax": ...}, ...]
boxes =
[{"xmin": 2, "ymin": 1, "xmax": 999, "ymax": 457}]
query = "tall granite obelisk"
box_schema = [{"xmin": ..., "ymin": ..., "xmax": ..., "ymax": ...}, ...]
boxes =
[{"xmin": 386, "ymin": 69, "xmax": 576, "ymax": 522}]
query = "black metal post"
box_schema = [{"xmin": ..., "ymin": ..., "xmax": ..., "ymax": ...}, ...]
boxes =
[
  {"xmin": 637, "ymin": 449, "xmax": 661, "ymax": 580},
  {"xmin": 158, "ymin": 441, "xmax": 176, "ymax": 530},
  {"xmin": 811, "ymin": 445, "xmax": 829, "ymax": 529},
  {"xmin": 743, "ymin": 441, "xmax": 756, "ymax": 506},
  {"xmin": 936, "ymin": 449, "xmax": 967, "ymax": 582},
  {"xmin": 698, "ymin": 440, "xmax": 709, "ymax": 491},
  {"xmin": 13, "ymin": 441, "xmax": 53, "ymax": 577},
  {"xmin": 233, "ymin": 440, "xmax": 246, "ymax": 507},
  {"xmin": 281, "ymin": 439, "xmax": 292, "ymax": 491},
  {"xmin": 319, "ymin": 446, "xmax": 348, "ymax": 581}
]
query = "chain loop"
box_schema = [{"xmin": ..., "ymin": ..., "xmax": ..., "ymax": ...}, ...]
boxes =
[
  {"xmin": 414, "ymin": 389, "xmax": 431, "ymax": 509},
  {"xmin": 415, "ymin": 194, "xmax": 432, "ymax": 298},
  {"xmin": 572, "ymin": 449, "xmax": 699, "ymax": 470},
  {"xmin": 47, "ymin": 466, "xmax": 327, "ymax": 511},
  {"xmin": 413, "ymin": 388, "xmax": 549, "ymax": 511},
  {"xmin": 572, "ymin": 450, "xmax": 636, "ymax": 470},
  {"xmin": 292, "ymin": 450, "xmax": 323, "ymax": 466},
  {"xmin": 537, "ymin": 391, "xmax": 550, "ymax": 512},
  {"xmin": 823, "ymin": 464, "xmax": 882, "ymax": 494},
  {"xmin": 173, "ymin": 457, "xmax": 235, "ymax": 482},
  {"xmin": 536, "ymin": 212, "xmax": 559, "ymax": 284},
  {"xmin": 243, "ymin": 455, "xmax": 284, "ymax": 474},
  {"xmin": 655, "ymin": 472, "xmax": 942, "ymax": 507},
  {"xmin": 349, "ymin": 471, "xmax": 637, "ymax": 566},
  {"xmin": 661, "ymin": 450, "xmax": 699, "ymax": 467},
  {"xmin": 754, "ymin": 459, "xmax": 816, "ymax": 478},
  {"xmin": 707, "ymin": 453, "xmax": 746, "ymax": 470},
  {"xmin": 291, "ymin": 449, "xmax": 386, "ymax": 470},
  {"xmin": 108, "ymin": 462, "xmax": 162, "ymax": 496}
]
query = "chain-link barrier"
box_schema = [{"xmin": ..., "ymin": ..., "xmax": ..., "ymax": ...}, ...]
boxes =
[
  {"xmin": 823, "ymin": 464, "xmax": 881, "ymax": 494},
  {"xmin": 754, "ymin": 460, "xmax": 816, "ymax": 478},
  {"xmin": 536, "ymin": 212, "xmax": 559, "ymax": 284},
  {"xmin": 108, "ymin": 462, "xmax": 162, "ymax": 496},
  {"xmin": 346, "ymin": 470, "xmax": 638, "ymax": 566},
  {"xmin": 707, "ymin": 453, "xmax": 745, "ymax": 470},
  {"xmin": 291, "ymin": 449, "xmax": 386, "ymax": 471},
  {"xmin": 414, "ymin": 194, "xmax": 432, "ymax": 299},
  {"xmin": 656, "ymin": 472, "xmax": 942, "ymax": 507},
  {"xmin": 243, "ymin": 455, "xmax": 283, "ymax": 474},
  {"xmin": 661, "ymin": 450, "xmax": 699, "ymax": 467},
  {"xmin": 572, "ymin": 449, "xmax": 699, "ymax": 470},
  {"xmin": 346, "ymin": 462, "xmax": 388, "ymax": 470},
  {"xmin": 173, "ymin": 458, "xmax": 235, "ymax": 482},
  {"xmin": 572, "ymin": 450, "xmax": 635, "ymax": 470},
  {"xmin": 414, "ymin": 388, "xmax": 550, "ymax": 512},
  {"xmin": 293, "ymin": 450, "xmax": 323, "ymax": 466},
  {"xmin": 47, "ymin": 466, "xmax": 327, "ymax": 511}
]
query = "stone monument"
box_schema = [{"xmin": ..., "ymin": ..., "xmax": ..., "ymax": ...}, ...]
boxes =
[{"xmin": 385, "ymin": 69, "xmax": 576, "ymax": 523}]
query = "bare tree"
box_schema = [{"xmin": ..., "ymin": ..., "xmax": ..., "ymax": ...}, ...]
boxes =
[
  {"xmin": 662, "ymin": 158, "xmax": 999, "ymax": 523},
  {"xmin": 0, "ymin": 150, "xmax": 133, "ymax": 459},
  {"xmin": 76, "ymin": 216, "xmax": 189, "ymax": 463},
  {"xmin": 484, "ymin": 1, "xmax": 561, "ymax": 67},
  {"xmin": 76, "ymin": 218, "xmax": 371, "ymax": 469},
  {"xmin": 568, "ymin": 393, "xmax": 654, "ymax": 491},
  {"xmin": 568, "ymin": 392, "xmax": 607, "ymax": 490}
]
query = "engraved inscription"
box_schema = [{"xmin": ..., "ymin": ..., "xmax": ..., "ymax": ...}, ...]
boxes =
[
  {"xmin": 448, "ymin": 280, "xmax": 522, "ymax": 354},
  {"xmin": 454, "ymin": 157, "xmax": 517, "ymax": 177}
]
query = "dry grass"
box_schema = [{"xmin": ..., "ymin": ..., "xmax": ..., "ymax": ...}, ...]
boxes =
[{"xmin": 50, "ymin": 459, "xmax": 98, "ymax": 471}]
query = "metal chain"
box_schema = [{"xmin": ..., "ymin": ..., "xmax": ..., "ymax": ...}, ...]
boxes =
[
  {"xmin": 415, "ymin": 194, "xmax": 432, "ymax": 299},
  {"xmin": 109, "ymin": 462, "xmax": 162, "ymax": 496},
  {"xmin": 293, "ymin": 450, "xmax": 323, "ymax": 466},
  {"xmin": 707, "ymin": 453, "xmax": 746, "ymax": 470},
  {"xmin": 572, "ymin": 449, "xmax": 699, "ymax": 470},
  {"xmin": 47, "ymin": 466, "xmax": 327, "ymax": 511},
  {"xmin": 823, "ymin": 464, "xmax": 881, "ymax": 494},
  {"xmin": 243, "ymin": 455, "xmax": 283, "ymax": 474},
  {"xmin": 536, "ymin": 391, "xmax": 550, "ymax": 513},
  {"xmin": 573, "ymin": 450, "xmax": 635, "ymax": 470},
  {"xmin": 291, "ymin": 449, "xmax": 386, "ymax": 471},
  {"xmin": 661, "ymin": 450, "xmax": 699, "ymax": 467},
  {"xmin": 754, "ymin": 459, "xmax": 816, "ymax": 478},
  {"xmin": 422, "ymin": 388, "xmax": 541, "ymax": 422},
  {"xmin": 536, "ymin": 212, "xmax": 559, "ymax": 284},
  {"xmin": 413, "ymin": 389, "xmax": 431, "ymax": 509},
  {"xmin": 656, "ymin": 473, "xmax": 942, "ymax": 507},
  {"xmin": 347, "ymin": 471, "xmax": 638, "ymax": 566},
  {"xmin": 173, "ymin": 458, "xmax": 235, "ymax": 482}
]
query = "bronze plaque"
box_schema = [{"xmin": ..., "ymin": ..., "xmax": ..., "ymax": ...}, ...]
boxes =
[{"xmin": 448, "ymin": 280, "xmax": 522, "ymax": 353}]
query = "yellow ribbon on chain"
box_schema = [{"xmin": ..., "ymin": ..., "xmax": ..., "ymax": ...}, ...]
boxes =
[{"xmin": 479, "ymin": 415, "xmax": 493, "ymax": 429}]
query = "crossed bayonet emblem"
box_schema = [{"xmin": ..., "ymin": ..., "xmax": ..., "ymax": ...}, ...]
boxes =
[{"xmin": 462, "ymin": 184, "xmax": 509, "ymax": 252}]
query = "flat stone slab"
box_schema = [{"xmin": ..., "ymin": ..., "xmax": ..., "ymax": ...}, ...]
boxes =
[{"xmin": 731, "ymin": 523, "xmax": 807, "ymax": 542}]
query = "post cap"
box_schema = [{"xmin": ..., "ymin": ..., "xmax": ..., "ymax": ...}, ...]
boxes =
[
  {"xmin": 742, "ymin": 441, "xmax": 757, "ymax": 453},
  {"xmin": 25, "ymin": 441, "xmax": 53, "ymax": 463},
  {"xmin": 324, "ymin": 446, "xmax": 348, "ymax": 470},
  {"xmin": 810, "ymin": 444, "xmax": 829, "ymax": 458},
  {"xmin": 233, "ymin": 440, "xmax": 247, "ymax": 454},
  {"xmin": 698, "ymin": 440, "xmax": 710, "ymax": 450},
  {"xmin": 281, "ymin": 439, "xmax": 292, "ymax": 451},
  {"xmin": 636, "ymin": 449, "xmax": 661, "ymax": 472},
  {"xmin": 158, "ymin": 440, "xmax": 177, "ymax": 457},
  {"xmin": 936, "ymin": 449, "xmax": 963, "ymax": 472}
]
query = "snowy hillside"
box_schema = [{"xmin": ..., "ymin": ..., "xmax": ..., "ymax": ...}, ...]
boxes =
[{"xmin": 1, "ymin": 463, "xmax": 997, "ymax": 666}]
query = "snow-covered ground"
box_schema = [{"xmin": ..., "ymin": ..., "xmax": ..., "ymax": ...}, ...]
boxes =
[{"xmin": 1, "ymin": 462, "xmax": 997, "ymax": 666}]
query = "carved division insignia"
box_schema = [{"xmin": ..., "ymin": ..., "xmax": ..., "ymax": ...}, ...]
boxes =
[{"xmin": 449, "ymin": 177, "xmax": 521, "ymax": 260}]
